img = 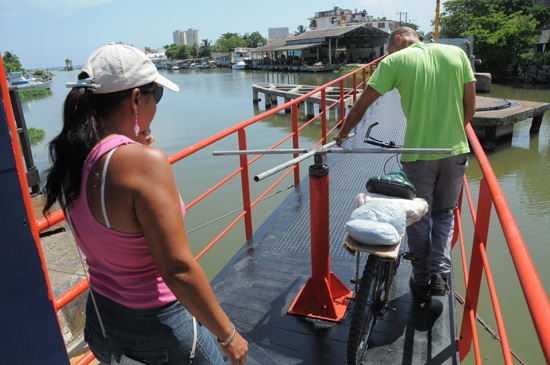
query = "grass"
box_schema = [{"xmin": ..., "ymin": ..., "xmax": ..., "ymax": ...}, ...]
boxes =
[
  {"xmin": 18, "ymin": 88, "xmax": 52, "ymax": 101},
  {"xmin": 28, "ymin": 127, "xmax": 45, "ymax": 145}
]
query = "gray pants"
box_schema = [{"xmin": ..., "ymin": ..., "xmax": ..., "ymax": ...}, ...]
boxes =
[{"xmin": 401, "ymin": 154, "xmax": 468, "ymax": 285}]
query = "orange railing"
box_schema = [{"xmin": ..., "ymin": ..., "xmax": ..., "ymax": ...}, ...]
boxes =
[
  {"xmin": 34, "ymin": 59, "xmax": 380, "ymax": 364},
  {"xmin": 454, "ymin": 124, "xmax": 550, "ymax": 363},
  {"xmin": 27, "ymin": 60, "xmax": 550, "ymax": 364}
]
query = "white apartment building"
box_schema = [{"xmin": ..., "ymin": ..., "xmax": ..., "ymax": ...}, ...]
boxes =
[
  {"xmin": 309, "ymin": 6, "xmax": 397, "ymax": 34},
  {"xmin": 173, "ymin": 28, "xmax": 200, "ymax": 46}
]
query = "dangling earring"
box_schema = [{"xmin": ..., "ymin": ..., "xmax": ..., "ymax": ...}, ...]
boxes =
[{"xmin": 134, "ymin": 115, "xmax": 140, "ymax": 136}]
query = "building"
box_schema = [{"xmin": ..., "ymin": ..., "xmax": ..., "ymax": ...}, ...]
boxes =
[
  {"xmin": 309, "ymin": 6, "xmax": 398, "ymax": 34},
  {"xmin": 173, "ymin": 28, "xmax": 200, "ymax": 46},
  {"xmin": 268, "ymin": 27, "xmax": 290, "ymax": 42},
  {"xmin": 252, "ymin": 24, "xmax": 390, "ymax": 67}
]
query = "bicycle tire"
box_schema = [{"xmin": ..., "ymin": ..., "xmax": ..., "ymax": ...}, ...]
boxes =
[{"xmin": 347, "ymin": 254, "xmax": 384, "ymax": 365}]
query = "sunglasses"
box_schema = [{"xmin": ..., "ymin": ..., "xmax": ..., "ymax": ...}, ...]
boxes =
[{"xmin": 143, "ymin": 86, "xmax": 164, "ymax": 104}]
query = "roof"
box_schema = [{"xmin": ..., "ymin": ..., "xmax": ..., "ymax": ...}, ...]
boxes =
[{"xmin": 253, "ymin": 24, "xmax": 389, "ymax": 53}]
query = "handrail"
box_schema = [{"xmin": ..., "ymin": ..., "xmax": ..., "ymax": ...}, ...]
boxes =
[
  {"xmin": 32, "ymin": 59, "xmax": 381, "ymax": 365},
  {"xmin": 456, "ymin": 124, "xmax": 550, "ymax": 363},
  {"xmin": 30, "ymin": 58, "xmax": 549, "ymax": 364}
]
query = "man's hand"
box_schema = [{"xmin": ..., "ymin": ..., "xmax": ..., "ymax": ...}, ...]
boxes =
[{"xmin": 333, "ymin": 133, "xmax": 348, "ymax": 147}]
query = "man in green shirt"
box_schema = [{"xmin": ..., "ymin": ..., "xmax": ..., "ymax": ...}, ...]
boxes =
[{"xmin": 335, "ymin": 27, "xmax": 476, "ymax": 300}]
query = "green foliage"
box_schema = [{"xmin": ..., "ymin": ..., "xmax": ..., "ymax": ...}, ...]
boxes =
[
  {"xmin": 2, "ymin": 51, "xmax": 23, "ymax": 73},
  {"xmin": 216, "ymin": 33, "xmax": 247, "ymax": 52},
  {"xmin": 439, "ymin": 0, "xmax": 542, "ymax": 79},
  {"xmin": 295, "ymin": 25, "xmax": 307, "ymax": 35},
  {"xmin": 200, "ymin": 39, "xmax": 213, "ymax": 58},
  {"xmin": 18, "ymin": 88, "xmax": 52, "ymax": 101},
  {"xmin": 401, "ymin": 22, "xmax": 418, "ymax": 31},
  {"xmin": 165, "ymin": 45, "xmax": 192, "ymax": 60},
  {"xmin": 27, "ymin": 127, "xmax": 45, "ymax": 145},
  {"xmin": 519, "ymin": 51, "xmax": 550, "ymax": 67},
  {"xmin": 243, "ymin": 31, "xmax": 267, "ymax": 48}
]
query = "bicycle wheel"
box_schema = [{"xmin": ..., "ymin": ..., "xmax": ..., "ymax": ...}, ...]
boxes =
[{"xmin": 347, "ymin": 254, "xmax": 385, "ymax": 365}]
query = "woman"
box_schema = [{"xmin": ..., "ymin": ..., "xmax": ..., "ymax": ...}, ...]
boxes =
[{"xmin": 43, "ymin": 43, "xmax": 248, "ymax": 364}]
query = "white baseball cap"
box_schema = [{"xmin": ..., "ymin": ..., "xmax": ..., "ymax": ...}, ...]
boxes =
[{"xmin": 74, "ymin": 43, "xmax": 179, "ymax": 94}]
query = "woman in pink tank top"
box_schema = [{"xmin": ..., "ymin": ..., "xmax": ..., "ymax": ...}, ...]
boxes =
[{"xmin": 43, "ymin": 44, "xmax": 247, "ymax": 365}]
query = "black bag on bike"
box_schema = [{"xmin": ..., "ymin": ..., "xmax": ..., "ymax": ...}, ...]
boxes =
[{"xmin": 366, "ymin": 170, "xmax": 416, "ymax": 200}]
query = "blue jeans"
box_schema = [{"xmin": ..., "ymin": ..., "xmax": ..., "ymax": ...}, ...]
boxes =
[
  {"xmin": 84, "ymin": 289, "xmax": 225, "ymax": 365},
  {"xmin": 402, "ymin": 154, "xmax": 468, "ymax": 285}
]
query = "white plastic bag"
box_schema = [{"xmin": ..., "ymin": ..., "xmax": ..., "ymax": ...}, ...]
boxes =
[
  {"xmin": 353, "ymin": 192, "xmax": 428, "ymax": 227},
  {"xmin": 344, "ymin": 200, "xmax": 407, "ymax": 246}
]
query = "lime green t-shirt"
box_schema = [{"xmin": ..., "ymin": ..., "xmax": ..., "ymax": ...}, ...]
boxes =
[{"xmin": 367, "ymin": 43, "xmax": 476, "ymax": 162}]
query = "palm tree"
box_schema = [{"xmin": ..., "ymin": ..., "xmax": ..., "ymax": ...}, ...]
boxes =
[
  {"xmin": 191, "ymin": 43, "xmax": 200, "ymax": 58},
  {"xmin": 295, "ymin": 25, "xmax": 307, "ymax": 35}
]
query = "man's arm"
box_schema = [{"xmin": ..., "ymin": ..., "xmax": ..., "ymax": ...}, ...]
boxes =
[
  {"xmin": 334, "ymin": 85, "xmax": 382, "ymax": 144},
  {"xmin": 463, "ymin": 81, "xmax": 476, "ymax": 128}
]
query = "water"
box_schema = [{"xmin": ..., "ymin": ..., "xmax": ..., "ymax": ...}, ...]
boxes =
[{"xmin": 21, "ymin": 69, "xmax": 549, "ymax": 363}]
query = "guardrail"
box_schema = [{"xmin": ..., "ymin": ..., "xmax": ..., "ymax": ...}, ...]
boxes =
[
  {"xmin": 30, "ymin": 60, "xmax": 550, "ymax": 364},
  {"xmin": 34, "ymin": 59, "xmax": 381, "ymax": 364},
  {"xmin": 454, "ymin": 124, "xmax": 550, "ymax": 363}
]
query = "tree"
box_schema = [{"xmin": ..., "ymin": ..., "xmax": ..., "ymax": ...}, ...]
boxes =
[
  {"xmin": 439, "ymin": 0, "xmax": 543, "ymax": 79},
  {"xmin": 200, "ymin": 39, "xmax": 213, "ymax": 58},
  {"xmin": 2, "ymin": 51, "xmax": 23, "ymax": 73},
  {"xmin": 243, "ymin": 31, "xmax": 267, "ymax": 48},
  {"xmin": 165, "ymin": 45, "xmax": 192, "ymax": 60},
  {"xmin": 215, "ymin": 33, "xmax": 247, "ymax": 52},
  {"xmin": 295, "ymin": 25, "xmax": 307, "ymax": 35},
  {"xmin": 191, "ymin": 43, "xmax": 200, "ymax": 58},
  {"xmin": 401, "ymin": 22, "xmax": 419, "ymax": 31}
]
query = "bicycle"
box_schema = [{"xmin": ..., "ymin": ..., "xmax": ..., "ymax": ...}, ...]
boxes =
[
  {"xmin": 344, "ymin": 122, "xmax": 432, "ymax": 364},
  {"xmin": 213, "ymin": 123, "xmax": 450, "ymax": 365}
]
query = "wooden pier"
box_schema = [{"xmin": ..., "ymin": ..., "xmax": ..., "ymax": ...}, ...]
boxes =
[
  {"xmin": 252, "ymin": 83, "xmax": 360, "ymax": 121},
  {"xmin": 472, "ymin": 96, "xmax": 550, "ymax": 150}
]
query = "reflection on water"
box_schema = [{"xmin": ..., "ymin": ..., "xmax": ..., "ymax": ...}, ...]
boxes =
[{"xmin": 19, "ymin": 70, "xmax": 549, "ymax": 363}]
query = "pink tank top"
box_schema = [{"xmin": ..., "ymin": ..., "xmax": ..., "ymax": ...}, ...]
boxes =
[{"xmin": 68, "ymin": 135, "xmax": 179, "ymax": 308}]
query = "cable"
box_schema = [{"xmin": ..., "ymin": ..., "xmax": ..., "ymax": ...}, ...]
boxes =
[
  {"xmin": 454, "ymin": 291, "xmax": 526, "ymax": 365},
  {"xmin": 185, "ymin": 185, "xmax": 294, "ymax": 235}
]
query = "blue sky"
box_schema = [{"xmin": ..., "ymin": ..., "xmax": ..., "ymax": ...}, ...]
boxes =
[{"xmin": 1, "ymin": 0, "xmax": 446, "ymax": 69}]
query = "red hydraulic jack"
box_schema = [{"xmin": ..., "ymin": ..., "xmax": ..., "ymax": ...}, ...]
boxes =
[{"xmin": 288, "ymin": 153, "xmax": 353, "ymax": 321}]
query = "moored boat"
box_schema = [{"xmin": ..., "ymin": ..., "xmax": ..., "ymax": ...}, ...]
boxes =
[{"xmin": 8, "ymin": 71, "xmax": 52, "ymax": 90}]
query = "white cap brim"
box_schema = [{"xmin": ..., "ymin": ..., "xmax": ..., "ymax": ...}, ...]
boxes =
[{"xmin": 155, "ymin": 73, "xmax": 179, "ymax": 92}]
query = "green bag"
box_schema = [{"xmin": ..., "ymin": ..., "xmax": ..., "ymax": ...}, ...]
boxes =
[{"xmin": 366, "ymin": 170, "xmax": 416, "ymax": 200}]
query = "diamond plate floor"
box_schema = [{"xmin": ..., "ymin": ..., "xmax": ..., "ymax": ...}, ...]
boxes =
[{"xmin": 211, "ymin": 90, "xmax": 459, "ymax": 365}]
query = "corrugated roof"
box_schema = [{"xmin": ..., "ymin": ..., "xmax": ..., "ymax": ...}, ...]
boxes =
[{"xmin": 253, "ymin": 24, "xmax": 389, "ymax": 53}]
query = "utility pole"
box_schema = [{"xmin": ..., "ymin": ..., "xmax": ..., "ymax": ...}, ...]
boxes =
[{"xmin": 395, "ymin": 12, "xmax": 408, "ymax": 26}]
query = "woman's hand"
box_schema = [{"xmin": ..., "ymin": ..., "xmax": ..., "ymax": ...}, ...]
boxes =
[
  {"xmin": 142, "ymin": 129, "xmax": 155, "ymax": 145},
  {"xmin": 220, "ymin": 331, "xmax": 248, "ymax": 365}
]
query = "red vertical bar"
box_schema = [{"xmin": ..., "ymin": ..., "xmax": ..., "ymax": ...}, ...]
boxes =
[
  {"xmin": 309, "ymin": 170, "xmax": 330, "ymax": 287},
  {"xmin": 238, "ymin": 129, "xmax": 253, "ymax": 240},
  {"xmin": 321, "ymin": 89, "xmax": 327, "ymax": 144},
  {"xmin": 292, "ymin": 104, "xmax": 300, "ymax": 187},
  {"xmin": 339, "ymin": 80, "xmax": 345, "ymax": 125},
  {"xmin": 459, "ymin": 179, "xmax": 492, "ymax": 362},
  {"xmin": 363, "ymin": 67, "xmax": 368, "ymax": 90},
  {"xmin": 352, "ymin": 73, "xmax": 357, "ymax": 102}
]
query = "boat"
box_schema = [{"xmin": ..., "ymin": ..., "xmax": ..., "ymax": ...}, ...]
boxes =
[
  {"xmin": 1, "ymin": 58, "xmax": 549, "ymax": 364},
  {"xmin": 231, "ymin": 59, "xmax": 246, "ymax": 70},
  {"xmin": 8, "ymin": 71, "xmax": 52, "ymax": 90}
]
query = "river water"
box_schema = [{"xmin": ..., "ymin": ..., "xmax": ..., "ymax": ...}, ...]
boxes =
[{"xmin": 21, "ymin": 68, "xmax": 549, "ymax": 363}]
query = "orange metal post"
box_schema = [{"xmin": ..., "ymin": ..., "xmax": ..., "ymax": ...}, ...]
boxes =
[
  {"xmin": 339, "ymin": 80, "xmax": 345, "ymax": 124},
  {"xmin": 292, "ymin": 104, "xmax": 300, "ymax": 187},
  {"xmin": 238, "ymin": 129, "xmax": 253, "ymax": 240},
  {"xmin": 459, "ymin": 179, "xmax": 492, "ymax": 362},
  {"xmin": 321, "ymin": 89, "xmax": 327, "ymax": 144},
  {"xmin": 288, "ymin": 157, "xmax": 352, "ymax": 321}
]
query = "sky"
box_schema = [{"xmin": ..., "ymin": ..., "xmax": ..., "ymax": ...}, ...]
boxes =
[{"xmin": 0, "ymin": 0, "xmax": 446, "ymax": 70}]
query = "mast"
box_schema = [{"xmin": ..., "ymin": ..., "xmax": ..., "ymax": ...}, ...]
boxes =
[{"xmin": 435, "ymin": 0, "xmax": 440, "ymax": 39}]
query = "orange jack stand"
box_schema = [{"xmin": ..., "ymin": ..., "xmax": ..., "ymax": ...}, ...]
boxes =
[{"xmin": 288, "ymin": 158, "xmax": 353, "ymax": 322}]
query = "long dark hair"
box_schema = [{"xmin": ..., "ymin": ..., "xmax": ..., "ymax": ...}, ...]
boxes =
[{"xmin": 42, "ymin": 72, "xmax": 154, "ymax": 216}]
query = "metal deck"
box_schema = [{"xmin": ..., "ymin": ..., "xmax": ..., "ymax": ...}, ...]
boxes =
[{"xmin": 211, "ymin": 90, "xmax": 459, "ymax": 365}]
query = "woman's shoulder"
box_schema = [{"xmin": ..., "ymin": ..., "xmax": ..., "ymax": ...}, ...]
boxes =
[{"xmin": 116, "ymin": 144, "xmax": 170, "ymax": 169}]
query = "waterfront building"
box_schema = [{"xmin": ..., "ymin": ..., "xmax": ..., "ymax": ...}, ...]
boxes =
[
  {"xmin": 309, "ymin": 6, "xmax": 398, "ymax": 35},
  {"xmin": 173, "ymin": 28, "xmax": 200, "ymax": 46}
]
